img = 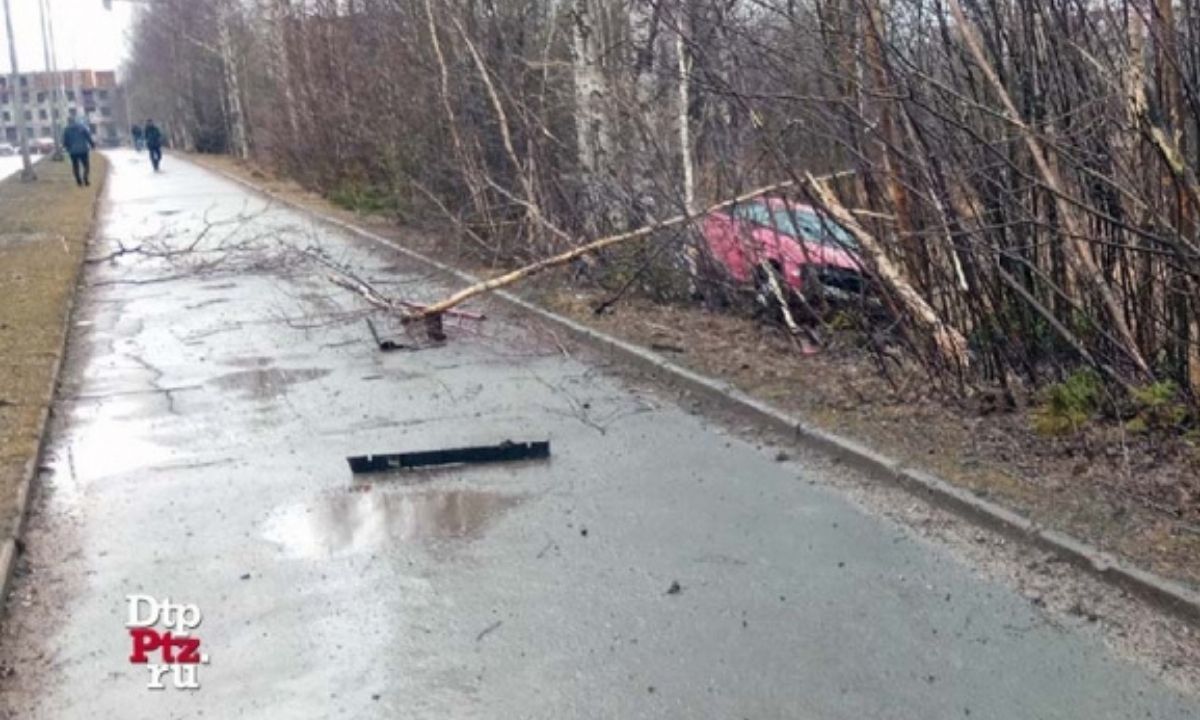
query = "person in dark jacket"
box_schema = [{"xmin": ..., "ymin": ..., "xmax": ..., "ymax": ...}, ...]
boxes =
[
  {"xmin": 131, "ymin": 124, "xmax": 144, "ymax": 152},
  {"xmin": 144, "ymin": 119, "xmax": 164, "ymax": 171},
  {"xmin": 62, "ymin": 119, "xmax": 95, "ymax": 187}
]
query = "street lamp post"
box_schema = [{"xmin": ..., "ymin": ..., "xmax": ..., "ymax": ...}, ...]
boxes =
[{"xmin": 3, "ymin": 0, "xmax": 36, "ymax": 181}]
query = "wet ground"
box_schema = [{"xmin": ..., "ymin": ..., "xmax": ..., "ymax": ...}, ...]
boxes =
[
  {"xmin": 0, "ymin": 149, "xmax": 1197, "ymax": 718},
  {"xmin": 0, "ymin": 155, "xmax": 41, "ymax": 183}
]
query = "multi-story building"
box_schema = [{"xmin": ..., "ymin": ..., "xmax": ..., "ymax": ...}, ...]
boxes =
[{"xmin": 0, "ymin": 70, "xmax": 127, "ymax": 148}]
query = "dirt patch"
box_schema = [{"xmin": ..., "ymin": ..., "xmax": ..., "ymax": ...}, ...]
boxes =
[
  {"xmin": 0, "ymin": 155, "xmax": 109, "ymax": 540},
  {"xmin": 191, "ymin": 153, "xmax": 1200, "ymax": 591}
]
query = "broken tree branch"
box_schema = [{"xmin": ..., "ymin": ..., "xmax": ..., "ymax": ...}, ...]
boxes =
[
  {"xmin": 802, "ymin": 172, "xmax": 970, "ymax": 370},
  {"xmin": 403, "ymin": 172, "xmax": 855, "ymax": 322}
]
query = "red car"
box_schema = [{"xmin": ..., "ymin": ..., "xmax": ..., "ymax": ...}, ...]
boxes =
[{"xmin": 703, "ymin": 198, "xmax": 866, "ymax": 300}]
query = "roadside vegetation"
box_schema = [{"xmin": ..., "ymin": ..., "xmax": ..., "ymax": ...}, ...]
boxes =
[
  {"xmin": 132, "ymin": 2, "xmax": 1200, "ymax": 581},
  {"xmin": 0, "ymin": 156, "xmax": 108, "ymax": 539}
]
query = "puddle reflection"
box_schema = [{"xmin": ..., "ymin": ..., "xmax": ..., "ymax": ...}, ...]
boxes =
[
  {"xmin": 262, "ymin": 488, "xmax": 522, "ymax": 559},
  {"xmin": 208, "ymin": 367, "xmax": 330, "ymax": 400}
]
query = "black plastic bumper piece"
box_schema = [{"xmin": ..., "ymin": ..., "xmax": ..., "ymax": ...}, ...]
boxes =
[{"xmin": 348, "ymin": 440, "xmax": 551, "ymax": 474}]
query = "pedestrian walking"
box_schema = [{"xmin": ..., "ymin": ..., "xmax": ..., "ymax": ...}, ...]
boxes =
[
  {"xmin": 144, "ymin": 119, "xmax": 164, "ymax": 171},
  {"xmin": 62, "ymin": 118, "xmax": 96, "ymax": 187},
  {"xmin": 131, "ymin": 124, "xmax": 144, "ymax": 152}
]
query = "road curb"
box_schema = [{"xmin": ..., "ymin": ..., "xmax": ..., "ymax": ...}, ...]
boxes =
[
  {"xmin": 203, "ymin": 160, "xmax": 1200, "ymax": 627},
  {"xmin": 0, "ymin": 161, "xmax": 109, "ymax": 614}
]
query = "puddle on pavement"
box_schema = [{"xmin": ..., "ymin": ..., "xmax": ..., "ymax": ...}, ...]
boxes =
[
  {"xmin": 223, "ymin": 355, "xmax": 274, "ymax": 368},
  {"xmin": 45, "ymin": 405, "xmax": 178, "ymax": 514},
  {"xmin": 262, "ymin": 488, "xmax": 522, "ymax": 559},
  {"xmin": 208, "ymin": 367, "xmax": 330, "ymax": 399}
]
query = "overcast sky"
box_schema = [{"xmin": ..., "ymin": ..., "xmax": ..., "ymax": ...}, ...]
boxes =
[{"xmin": 0, "ymin": 0, "xmax": 133, "ymax": 76}]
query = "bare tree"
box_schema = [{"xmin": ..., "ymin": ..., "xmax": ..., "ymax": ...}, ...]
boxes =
[{"xmin": 121, "ymin": 0, "xmax": 1200, "ymax": 413}]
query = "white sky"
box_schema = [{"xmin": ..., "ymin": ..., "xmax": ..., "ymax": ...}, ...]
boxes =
[{"xmin": 0, "ymin": 0, "xmax": 133, "ymax": 76}]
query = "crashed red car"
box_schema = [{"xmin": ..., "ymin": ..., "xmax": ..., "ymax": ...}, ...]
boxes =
[{"xmin": 702, "ymin": 197, "xmax": 867, "ymax": 300}]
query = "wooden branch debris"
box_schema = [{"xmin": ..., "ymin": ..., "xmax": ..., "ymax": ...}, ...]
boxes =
[
  {"xmin": 313, "ymin": 249, "xmax": 485, "ymax": 321},
  {"xmin": 759, "ymin": 259, "xmax": 803, "ymax": 336}
]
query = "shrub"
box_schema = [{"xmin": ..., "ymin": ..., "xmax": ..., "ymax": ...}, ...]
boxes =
[
  {"xmin": 1125, "ymin": 381, "xmax": 1190, "ymax": 434},
  {"xmin": 328, "ymin": 182, "xmax": 396, "ymax": 215},
  {"xmin": 1032, "ymin": 368, "xmax": 1103, "ymax": 436}
]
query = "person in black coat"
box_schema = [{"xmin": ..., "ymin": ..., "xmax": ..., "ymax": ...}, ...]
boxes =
[
  {"xmin": 144, "ymin": 119, "xmax": 164, "ymax": 171},
  {"xmin": 62, "ymin": 119, "xmax": 96, "ymax": 187}
]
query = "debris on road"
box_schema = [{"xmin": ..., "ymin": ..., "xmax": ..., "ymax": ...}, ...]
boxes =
[
  {"xmin": 317, "ymin": 252, "xmax": 484, "ymax": 343},
  {"xmin": 649, "ymin": 342, "xmax": 687, "ymax": 354},
  {"xmin": 365, "ymin": 319, "xmax": 411, "ymax": 352},
  {"xmin": 347, "ymin": 440, "xmax": 551, "ymax": 474},
  {"xmin": 423, "ymin": 314, "xmax": 447, "ymax": 343},
  {"xmin": 666, "ymin": 581, "xmax": 682, "ymax": 595},
  {"xmin": 475, "ymin": 620, "xmax": 503, "ymax": 642}
]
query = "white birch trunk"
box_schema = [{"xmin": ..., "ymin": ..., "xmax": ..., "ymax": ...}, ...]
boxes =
[
  {"xmin": 217, "ymin": 0, "xmax": 249, "ymax": 159},
  {"xmin": 264, "ymin": 0, "xmax": 300, "ymax": 147},
  {"xmin": 676, "ymin": 21, "xmax": 700, "ymax": 287},
  {"xmin": 627, "ymin": 0, "xmax": 659, "ymax": 215},
  {"xmin": 571, "ymin": 0, "xmax": 620, "ymax": 231}
]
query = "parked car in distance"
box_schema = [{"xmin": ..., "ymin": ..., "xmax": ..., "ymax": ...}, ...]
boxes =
[
  {"xmin": 0, "ymin": 143, "xmax": 14, "ymax": 156},
  {"xmin": 703, "ymin": 197, "xmax": 867, "ymax": 300},
  {"xmin": 31, "ymin": 137, "xmax": 57, "ymax": 154}
]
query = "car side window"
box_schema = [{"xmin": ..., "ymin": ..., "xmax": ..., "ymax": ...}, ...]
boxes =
[
  {"xmin": 803, "ymin": 211, "xmax": 857, "ymax": 249},
  {"xmin": 732, "ymin": 204, "xmax": 772, "ymax": 226}
]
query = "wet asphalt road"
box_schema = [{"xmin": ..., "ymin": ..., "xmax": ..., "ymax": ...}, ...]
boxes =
[{"xmin": 0, "ymin": 149, "xmax": 1196, "ymax": 718}]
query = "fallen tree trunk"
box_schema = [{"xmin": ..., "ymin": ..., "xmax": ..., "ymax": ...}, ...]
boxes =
[{"xmin": 403, "ymin": 172, "xmax": 855, "ymax": 322}]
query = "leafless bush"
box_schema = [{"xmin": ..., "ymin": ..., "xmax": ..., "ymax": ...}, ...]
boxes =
[{"xmin": 122, "ymin": 0, "xmax": 1200, "ymax": 418}]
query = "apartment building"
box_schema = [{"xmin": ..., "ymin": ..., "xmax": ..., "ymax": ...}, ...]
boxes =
[{"xmin": 0, "ymin": 70, "xmax": 127, "ymax": 147}]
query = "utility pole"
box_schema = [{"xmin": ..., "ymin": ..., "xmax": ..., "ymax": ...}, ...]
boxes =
[
  {"xmin": 46, "ymin": 0, "xmax": 68, "ymax": 148},
  {"xmin": 3, "ymin": 0, "xmax": 36, "ymax": 180},
  {"xmin": 38, "ymin": 0, "xmax": 64, "ymax": 160}
]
